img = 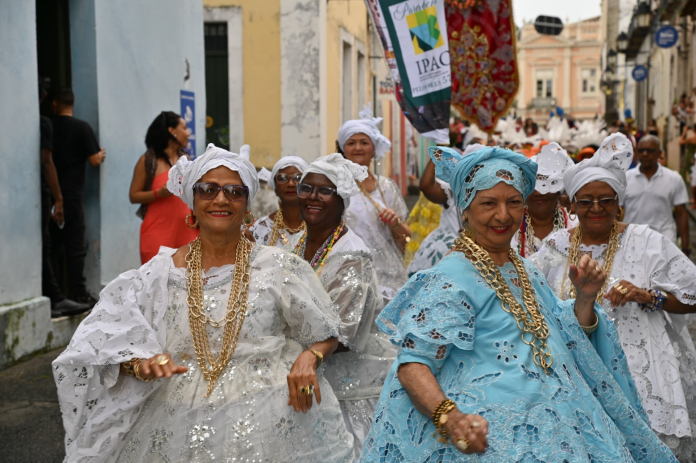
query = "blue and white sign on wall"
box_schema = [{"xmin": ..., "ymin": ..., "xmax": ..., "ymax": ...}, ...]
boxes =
[
  {"xmin": 632, "ymin": 65, "xmax": 648, "ymax": 82},
  {"xmin": 655, "ymin": 25, "xmax": 678, "ymax": 49},
  {"xmin": 180, "ymin": 90, "xmax": 196, "ymax": 159}
]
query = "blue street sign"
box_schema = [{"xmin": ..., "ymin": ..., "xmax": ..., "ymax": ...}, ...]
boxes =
[
  {"xmin": 180, "ymin": 90, "xmax": 196, "ymax": 159},
  {"xmin": 632, "ymin": 65, "xmax": 648, "ymax": 82},
  {"xmin": 655, "ymin": 25, "xmax": 678, "ymax": 49}
]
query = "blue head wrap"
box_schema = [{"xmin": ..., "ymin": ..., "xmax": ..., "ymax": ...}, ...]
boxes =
[{"xmin": 429, "ymin": 146, "xmax": 537, "ymax": 210}]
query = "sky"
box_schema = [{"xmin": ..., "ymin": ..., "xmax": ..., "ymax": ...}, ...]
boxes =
[{"xmin": 512, "ymin": 0, "xmax": 602, "ymax": 28}]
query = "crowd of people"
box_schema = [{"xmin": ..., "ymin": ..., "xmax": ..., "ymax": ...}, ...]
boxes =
[{"xmin": 48, "ymin": 97, "xmax": 696, "ymax": 462}]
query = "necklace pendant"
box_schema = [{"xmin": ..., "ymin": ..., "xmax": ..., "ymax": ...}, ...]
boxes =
[{"xmin": 282, "ymin": 236, "xmax": 288, "ymax": 245}]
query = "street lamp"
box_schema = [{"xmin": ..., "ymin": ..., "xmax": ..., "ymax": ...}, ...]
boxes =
[
  {"xmin": 607, "ymin": 49, "xmax": 617, "ymax": 67},
  {"xmin": 617, "ymin": 32, "xmax": 629, "ymax": 53},
  {"xmin": 634, "ymin": 2, "xmax": 652, "ymax": 29},
  {"xmin": 604, "ymin": 66, "xmax": 615, "ymax": 80}
]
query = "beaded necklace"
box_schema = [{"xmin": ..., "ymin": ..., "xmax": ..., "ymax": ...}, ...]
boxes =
[{"xmin": 293, "ymin": 220, "xmax": 345, "ymax": 275}]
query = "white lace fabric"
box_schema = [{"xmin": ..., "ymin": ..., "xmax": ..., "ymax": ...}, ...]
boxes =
[
  {"xmin": 53, "ymin": 245, "xmax": 353, "ymax": 462},
  {"xmin": 346, "ymin": 176, "xmax": 409, "ymax": 301},
  {"xmin": 250, "ymin": 213, "xmax": 304, "ymax": 248},
  {"xmin": 532, "ymin": 224, "xmax": 696, "ymax": 443}
]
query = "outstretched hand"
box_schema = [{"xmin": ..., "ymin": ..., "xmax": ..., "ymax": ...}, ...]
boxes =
[
  {"xmin": 138, "ymin": 353, "xmax": 188, "ymax": 379},
  {"xmin": 569, "ymin": 254, "xmax": 606, "ymax": 302}
]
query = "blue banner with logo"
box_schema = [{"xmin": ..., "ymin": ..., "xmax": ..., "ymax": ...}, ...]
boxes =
[{"xmin": 180, "ymin": 90, "xmax": 196, "ymax": 159}]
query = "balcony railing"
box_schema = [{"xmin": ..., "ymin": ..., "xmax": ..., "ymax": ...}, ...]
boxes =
[{"xmin": 531, "ymin": 97, "xmax": 557, "ymax": 109}]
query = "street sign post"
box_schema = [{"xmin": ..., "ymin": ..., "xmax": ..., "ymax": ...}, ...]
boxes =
[
  {"xmin": 534, "ymin": 16, "xmax": 563, "ymax": 36},
  {"xmin": 632, "ymin": 65, "xmax": 648, "ymax": 82},
  {"xmin": 655, "ymin": 26, "xmax": 678, "ymax": 49}
]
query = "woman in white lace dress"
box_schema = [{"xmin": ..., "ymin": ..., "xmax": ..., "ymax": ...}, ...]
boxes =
[
  {"xmin": 337, "ymin": 104, "xmax": 410, "ymax": 301},
  {"xmin": 52, "ymin": 144, "xmax": 354, "ymax": 463},
  {"xmin": 510, "ymin": 142, "xmax": 577, "ymax": 257},
  {"xmin": 292, "ymin": 154, "xmax": 396, "ymax": 460},
  {"xmin": 531, "ymin": 133, "xmax": 696, "ymax": 460},
  {"xmin": 251, "ymin": 155, "xmax": 308, "ymax": 248},
  {"xmin": 407, "ymin": 144, "xmax": 484, "ymax": 275}
]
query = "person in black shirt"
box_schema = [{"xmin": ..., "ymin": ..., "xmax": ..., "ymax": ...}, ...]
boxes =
[
  {"xmin": 49, "ymin": 87, "xmax": 105, "ymax": 307},
  {"xmin": 39, "ymin": 84, "xmax": 91, "ymax": 317}
]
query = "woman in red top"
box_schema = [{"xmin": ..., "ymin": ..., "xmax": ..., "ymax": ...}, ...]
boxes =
[{"xmin": 129, "ymin": 111, "xmax": 199, "ymax": 263}]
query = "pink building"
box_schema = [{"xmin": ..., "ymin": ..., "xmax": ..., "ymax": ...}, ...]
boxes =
[{"xmin": 517, "ymin": 17, "xmax": 604, "ymax": 123}]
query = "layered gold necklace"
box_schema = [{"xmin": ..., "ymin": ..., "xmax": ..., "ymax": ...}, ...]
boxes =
[
  {"xmin": 453, "ymin": 233, "xmax": 553, "ymax": 374},
  {"xmin": 268, "ymin": 208, "xmax": 306, "ymax": 246},
  {"xmin": 185, "ymin": 236, "xmax": 254, "ymax": 396},
  {"xmin": 519, "ymin": 207, "xmax": 566, "ymax": 257},
  {"xmin": 561, "ymin": 221, "xmax": 620, "ymax": 303}
]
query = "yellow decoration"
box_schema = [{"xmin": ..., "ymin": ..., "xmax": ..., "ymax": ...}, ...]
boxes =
[{"xmin": 402, "ymin": 193, "xmax": 443, "ymax": 267}]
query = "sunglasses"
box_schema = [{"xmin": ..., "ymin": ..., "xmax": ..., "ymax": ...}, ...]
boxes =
[
  {"xmin": 193, "ymin": 182, "xmax": 248, "ymax": 202},
  {"xmin": 574, "ymin": 195, "xmax": 618, "ymax": 209},
  {"xmin": 275, "ymin": 173, "xmax": 302, "ymax": 184},
  {"xmin": 297, "ymin": 183, "xmax": 337, "ymax": 201}
]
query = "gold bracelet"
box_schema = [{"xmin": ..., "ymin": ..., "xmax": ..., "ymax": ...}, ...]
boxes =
[
  {"xmin": 581, "ymin": 313, "xmax": 599, "ymax": 335},
  {"xmin": 390, "ymin": 218, "xmax": 402, "ymax": 230},
  {"xmin": 122, "ymin": 358, "xmax": 139, "ymax": 377},
  {"xmin": 133, "ymin": 358, "xmax": 155, "ymax": 382},
  {"xmin": 432, "ymin": 399, "xmax": 457, "ymax": 443},
  {"xmin": 308, "ymin": 349, "xmax": 324, "ymax": 368}
]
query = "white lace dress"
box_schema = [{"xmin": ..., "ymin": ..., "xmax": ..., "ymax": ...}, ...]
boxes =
[
  {"xmin": 531, "ymin": 224, "xmax": 696, "ymax": 460},
  {"xmin": 250, "ymin": 213, "xmax": 304, "ymax": 248},
  {"xmin": 314, "ymin": 229, "xmax": 397, "ymax": 461},
  {"xmin": 346, "ymin": 176, "xmax": 409, "ymax": 301},
  {"xmin": 407, "ymin": 179, "xmax": 460, "ymax": 275},
  {"xmin": 52, "ymin": 245, "xmax": 354, "ymax": 463}
]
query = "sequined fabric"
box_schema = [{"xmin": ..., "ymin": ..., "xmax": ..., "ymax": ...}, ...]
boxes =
[
  {"xmin": 53, "ymin": 245, "xmax": 353, "ymax": 462},
  {"xmin": 346, "ymin": 176, "xmax": 408, "ymax": 301},
  {"xmin": 532, "ymin": 224, "xmax": 696, "ymax": 461},
  {"xmin": 360, "ymin": 251, "xmax": 677, "ymax": 462}
]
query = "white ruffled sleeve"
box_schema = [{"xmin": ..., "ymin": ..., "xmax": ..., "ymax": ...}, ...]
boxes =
[
  {"xmin": 320, "ymin": 251, "xmax": 382, "ymax": 351},
  {"xmin": 52, "ymin": 249, "xmax": 174, "ymax": 460}
]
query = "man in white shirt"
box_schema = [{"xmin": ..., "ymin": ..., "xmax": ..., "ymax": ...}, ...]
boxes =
[{"xmin": 622, "ymin": 135, "xmax": 690, "ymax": 255}]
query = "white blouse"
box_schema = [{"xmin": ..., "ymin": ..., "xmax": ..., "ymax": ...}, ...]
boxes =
[
  {"xmin": 346, "ymin": 176, "xmax": 409, "ymax": 301},
  {"xmin": 53, "ymin": 245, "xmax": 353, "ymax": 462},
  {"xmin": 250, "ymin": 212, "xmax": 305, "ymax": 248},
  {"xmin": 531, "ymin": 224, "xmax": 696, "ymax": 443}
]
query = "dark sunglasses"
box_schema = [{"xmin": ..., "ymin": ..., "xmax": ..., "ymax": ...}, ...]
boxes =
[
  {"xmin": 193, "ymin": 182, "xmax": 248, "ymax": 202},
  {"xmin": 297, "ymin": 183, "xmax": 337, "ymax": 201},
  {"xmin": 636, "ymin": 147, "xmax": 658, "ymax": 154},
  {"xmin": 275, "ymin": 173, "xmax": 302, "ymax": 184},
  {"xmin": 574, "ymin": 195, "xmax": 618, "ymax": 209}
]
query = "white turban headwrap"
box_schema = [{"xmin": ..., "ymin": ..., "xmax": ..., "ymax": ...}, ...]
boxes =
[
  {"xmin": 301, "ymin": 153, "xmax": 368, "ymax": 208},
  {"xmin": 337, "ymin": 103, "xmax": 391, "ymax": 160},
  {"xmin": 257, "ymin": 156, "xmax": 309, "ymax": 189},
  {"xmin": 167, "ymin": 143, "xmax": 259, "ymax": 209},
  {"xmin": 563, "ymin": 133, "xmax": 633, "ymax": 203},
  {"xmin": 531, "ymin": 142, "xmax": 573, "ymax": 194}
]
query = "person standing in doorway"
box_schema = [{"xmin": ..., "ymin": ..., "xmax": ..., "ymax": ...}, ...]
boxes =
[
  {"xmin": 39, "ymin": 83, "xmax": 90, "ymax": 318},
  {"xmin": 622, "ymin": 135, "xmax": 690, "ymax": 254},
  {"xmin": 129, "ymin": 111, "xmax": 198, "ymax": 263},
  {"xmin": 49, "ymin": 87, "xmax": 105, "ymax": 307}
]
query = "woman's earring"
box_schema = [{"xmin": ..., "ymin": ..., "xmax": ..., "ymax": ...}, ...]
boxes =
[
  {"xmin": 244, "ymin": 210, "xmax": 256, "ymax": 229},
  {"xmin": 617, "ymin": 206, "xmax": 624, "ymax": 221},
  {"xmin": 462, "ymin": 219, "xmax": 476, "ymax": 243},
  {"xmin": 568, "ymin": 208, "xmax": 577, "ymax": 222},
  {"xmin": 185, "ymin": 212, "xmax": 199, "ymax": 229}
]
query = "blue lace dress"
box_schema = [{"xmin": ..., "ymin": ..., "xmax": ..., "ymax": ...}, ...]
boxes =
[{"xmin": 360, "ymin": 252, "xmax": 677, "ymax": 462}]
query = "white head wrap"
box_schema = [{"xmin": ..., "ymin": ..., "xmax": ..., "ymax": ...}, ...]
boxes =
[
  {"xmin": 300, "ymin": 153, "xmax": 368, "ymax": 208},
  {"xmin": 563, "ymin": 133, "xmax": 633, "ymax": 203},
  {"xmin": 167, "ymin": 143, "xmax": 259, "ymax": 209},
  {"xmin": 257, "ymin": 156, "xmax": 309, "ymax": 189},
  {"xmin": 337, "ymin": 103, "xmax": 391, "ymax": 160},
  {"xmin": 531, "ymin": 142, "xmax": 573, "ymax": 194}
]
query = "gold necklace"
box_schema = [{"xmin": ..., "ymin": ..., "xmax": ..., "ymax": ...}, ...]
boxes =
[
  {"xmin": 560, "ymin": 221, "xmax": 620, "ymax": 303},
  {"xmin": 521, "ymin": 207, "xmax": 565, "ymax": 256},
  {"xmin": 268, "ymin": 208, "xmax": 306, "ymax": 246},
  {"xmin": 185, "ymin": 236, "xmax": 253, "ymax": 396},
  {"xmin": 452, "ymin": 233, "xmax": 553, "ymax": 374},
  {"xmin": 356, "ymin": 174, "xmax": 387, "ymax": 213}
]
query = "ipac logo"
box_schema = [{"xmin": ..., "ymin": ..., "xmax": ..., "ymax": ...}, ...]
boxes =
[{"xmin": 406, "ymin": 6, "xmax": 444, "ymax": 55}]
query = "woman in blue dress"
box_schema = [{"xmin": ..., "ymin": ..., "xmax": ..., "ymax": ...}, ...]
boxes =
[{"xmin": 360, "ymin": 145, "xmax": 676, "ymax": 462}]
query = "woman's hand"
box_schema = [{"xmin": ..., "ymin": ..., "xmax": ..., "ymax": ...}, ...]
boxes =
[
  {"xmin": 442, "ymin": 409, "xmax": 489, "ymax": 454},
  {"xmin": 379, "ymin": 208, "xmax": 401, "ymax": 228},
  {"xmin": 287, "ymin": 350, "xmax": 321, "ymax": 414},
  {"xmin": 157, "ymin": 185, "xmax": 173, "ymax": 198},
  {"xmin": 604, "ymin": 279, "xmax": 652, "ymax": 307},
  {"xmin": 134, "ymin": 353, "xmax": 188, "ymax": 379},
  {"xmin": 569, "ymin": 254, "xmax": 606, "ymax": 302}
]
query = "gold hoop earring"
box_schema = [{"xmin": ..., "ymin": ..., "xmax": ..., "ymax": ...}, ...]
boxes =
[
  {"xmin": 185, "ymin": 212, "xmax": 199, "ymax": 229},
  {"xmin": 243, "ymin": 210, "xmax": 256, "ymax": 229},
  {"xmin": 462, "ymin": 220, "xmax": 476, "ymax": 243},
  {"xmin": 568, "ymin": 208, "xmax": 577, "ymax": 221}
]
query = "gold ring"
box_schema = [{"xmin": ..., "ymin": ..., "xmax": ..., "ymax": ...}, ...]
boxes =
[
  {"xmin": 300, "ymin": 385, "xmax": 315, "ymax": 395},
  {"xmin": 470, "ymin": 420, "xmax": 481, "ymax": 429},
  {"xmin": 619, "ymin": 287, "xmax": 628, "ymax": 295},
  {"xmin": 455, "ymin": 437, "xmax": 470, "ymax": 451},
  {"xmin": 595, "ymin": 265, "xmax": 603, "ymax": 273},
  {"xmin": 155, "ymin": 354, "xmax": 170, "ymax": 366}
]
